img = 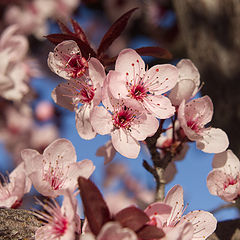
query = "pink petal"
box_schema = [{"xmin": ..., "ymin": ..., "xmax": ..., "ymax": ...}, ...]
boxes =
[
  {"xmin": 115, "ymin": 48, "xmax": 145, "ymax": 80},
  {"xmin": 143, "ymin": 95, "xmax": 175, "ymax": 119},
  {"xmin": 165, "ymin": 222, "xmax": 194, "ymax": 240},
  {"xmin": 9, "ymin": 162, "xmax": 32, "ymax": 194},
  {"xmin": 108, "ymin": 70, "xmax": 129, "ymax": 99},
  {"xmin": 43, "ymin": 138, "xmax": 77, "ymax": 164},
  {"xmin": 177, "ymin": 59, "xmax": 200, "ymax": 93},
  {"xmin": 88, "ymin": 57, "xmax": 106, "ymax": 87},
  {"xmin": 169, "ymin": 79, "xmax": 196, "ymax": 106},
  {"xmin": 144, "ymin": 64, "xmax": 178, "ymax": 95},
  {"xmin": 130, "ymin": 113, "xmax": 159, "ymax": 141},
  {"xmin": 90, "ymin": 106, "xmax": 113, "ymax": 135},
  {"xmin": 63, "ymin": 160, "xmax": 95, "ymax": 191},
  {"xmin": 111, "ymin": 129, "xmax": 140, "ymax": 159},
  {"xmin": 29, "ymin": 171, "xmax": 56, "ymax": 197},
  {"xmin": 48, "ymin": 40, "xmax": 81, "ymax": 80},
  {"xmin": 185, "ymin": 96, "xmax": 213, "ymax": 126},
  {"xmin": 181, "ymin": 210, "xmax": 217, "ymax": 240},
  {"xmin": 21, "ymin": 149, "xmax": 42, "ymax": 175},
  {"xmin": 51, "ymin": 83, "xmax": 75, "ymax": 111},
  {"xmin": 75, "ymin": 105, "xmax": 97, "ymax": 140},
  {"xmin": 164, "ymin": 185, "xmax": 184, "ymax": 225},
  {"xmin": 97, "ymin": 222, "xmax": 138, "ymax": 240},
  {"xmin": 196, "ymin": 128, "xmax": 229, "ymax": 153},
  {"xmin": 212, "ymin": 150, "xmax": 240, "ymax": 175},
  {"xmin": 145, "ymin": 202, "xmax": 172, "ymax": 227}
]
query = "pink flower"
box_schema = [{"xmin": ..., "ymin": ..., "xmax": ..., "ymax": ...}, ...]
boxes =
[
  {"xmin": 145, "ymin": 185, "xmax": 217, "ymax": 239},
  {"xmin": 0, "ymin": 25, "xmax": 30, "ymax": 101},
  {"xmin": 106, "ymin": 48, "xmax": 178, "ymax": 119},
  {"xmin": 50, "ymin": 41, "xmax": 106, "ymax": 140},
  {"xmin": 21, "ymin": 138, "xmax": 95, "ymax": 197},
  {"xmin": 34, "ymin": 190, "xmax": 78, "ymax": 240},
  {"xmin": 48, "ymin": 40, "xmax": 89, "ymax": 80},
  {"xmin": 81, "ymin": 222, "xmax": 138, "ymax": 240},
  {"xmin": 91, "ymin": 99, "xmax": 159, "ymax": 158},
  {"xmin": 207, "ymin": 150, "xmax": 240, "ymax": 202},
  {"xmin": 178, "ymin": 96, "xmax": 229, "ymax": 153},
  {"xmin": 0, "ymin": 162, "xmax": 31, "ymax": 208},
  {"xmin": 169, "ymin": 59, "xmax": 200, "ymax": 106}
]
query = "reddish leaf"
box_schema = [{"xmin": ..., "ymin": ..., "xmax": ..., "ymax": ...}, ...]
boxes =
[
  {"xmin": 78, "ymin": 177, "xmax": 111, "ymax": 236},
  {"xmin": 135, "ymin": 46, "xmax": 172, "ymax": 59},
  {"xmin": 114, "ymin": 206, "xmax": 149, "ymax": 232},
  {"xmin": 71, "ymin": 18, "xmax": 90, "ymax": 45},
  {"xmin": 45, "ymin": 34, "xmax": 96, "ymax": 58},
  {"xmin": 137, "ymin": 225, "xmax": 165, "ymax": 239},
  {"xmin": 57, "ymin": 20, "xmax": 73, "ymax": 35},
  {"xmin": 97, "ymin": 8, "xmax": 138, "ymax": 56}
]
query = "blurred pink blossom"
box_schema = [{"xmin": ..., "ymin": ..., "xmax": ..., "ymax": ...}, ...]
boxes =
[{"xmin": 0, "ymin": 162, "xmax": 31, "ymax": 208}]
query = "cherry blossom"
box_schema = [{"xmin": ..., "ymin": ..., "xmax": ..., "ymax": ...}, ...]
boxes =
[
  {"xmin": 169, "ymin": 59, "xmax": 200, "ymax": 106},
  {"xmin": 145, "ymin": 185, "xmax": 217, "ymax": 239},
  {"xmin": 81, "ymin": 222, "xmax": 138, "ymax": 240},
  {"xmin": 34, "ymin": 190, "xmax": 78, "ymax": 240},
  {"xmin": 48, "ymin": 40, "xmax": 89, "ymax": 80},
  {"xmin": 50, "ymin": 42, "xmax": 105, "ymax": 139},
  {"xmin": 0, "ymin": 25, "xmax": 31, "ymax": 101},
  {"xmin": 178, "ymin": 96, "xmax": 229, "ymax": 153},
  {"xmin": 106, "ymin": 48, "xmax": 178, "ymax": 119},
  {"xmin": 21, "ymin": 138, "xmax": 95, "ymax": 197},
  {"xmin": 0, "ymin": 162, "xmax": 31, "ymax": 208},
  {"xmin": 91, "ymin": 99, "xmax": 159, "ymax": 158},
  {"xmin": 207, "ymin": 150, "xmax": 240, "ymax": 202}
]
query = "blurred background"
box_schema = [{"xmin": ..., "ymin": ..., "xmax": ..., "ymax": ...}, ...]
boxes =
[{"xmin": 0, "ymin": 0, "xmax": 239, "ymax": 222}]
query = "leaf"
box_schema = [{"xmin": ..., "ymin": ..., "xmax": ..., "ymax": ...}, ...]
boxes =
[
  {"xmin": 78, "ymin": 177, "xmax": 111, "ymax": 236},
  {"xmin": 45, "ymin": 34, "xmax": 96, "ymax": 58},
  {"xmin": 114, "ymin": 206, "xmax": 149, "ymax": 232},
  {"xmin": 57, "ymin": 20, "xmax": 73, "ymax": 35},
  {"xmin": 136, "ymin": 225, "xmax": 165, "ymax": 239},
  {"xmin": 71, "ymin": 18, "xmax": 90, "ymax": 45},
  {"xmin": 97, "ymin": 7, "xmax": 138, "ymax": 56},
  {"xmin": 135, "ymin": 46, "xmax": 172, "ymax": 59}
]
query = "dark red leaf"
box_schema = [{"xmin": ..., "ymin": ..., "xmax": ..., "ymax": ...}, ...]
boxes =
[
  {"xmin": 71, "ymin": 18, "xmax": 90, "ymax": 45},
  {"xmin": 114, "ymin": 206, "xmax": 149, "ymax": 232},
  {"xmin": 45, "ymin": 34, "xmax": 96, "ymax": 58},
  {"xmin": 57, "ymin": 20, "xmax": 73, "ymax": 35},
  {"xmin": 137, "ymin": 225, "xmax": 165, "ymax": 239},
  {"xmin": 78, "ymin": 177, "xmax": 111, "ymax": 236},
  {"xmin": 97, "ymin": 7, "xmax": 138, "ymax": 56},
  {"xmin": 135, "ymin": 46, "xmax": 172, "ymax": 59}
]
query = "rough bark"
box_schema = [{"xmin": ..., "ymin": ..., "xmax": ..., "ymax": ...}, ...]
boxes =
[
  {"xmin": 173, "ymin": 0, "xmax": 240, "ymax": 157},
  {"xmin": 0, "ymin": 208, "xmax": 42, "ymax": 240}
]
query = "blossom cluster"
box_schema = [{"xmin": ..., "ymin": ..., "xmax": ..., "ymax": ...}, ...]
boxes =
[
  {"xmin": 48, "ymin": 40, "xmax": 229, "ymax": 160},
  {"xmin": 0, "ymin": 5, "xmax": 238, "ymax": 240}
]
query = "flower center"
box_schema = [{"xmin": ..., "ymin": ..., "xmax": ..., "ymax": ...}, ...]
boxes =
[
  {"xmin": 187, "ymin": 120, "xmax": 201, "ymax": 133},
  {"xmin": 224, "ymin": 176, "xmax": 238, "ymax": 190},
  {"xmin": 42, "ymin": 157, "xmax": 69, "ymax": 190},
  {"xmin": 113, "ymin": 105, "xmax": 136, "ymax": 130},
  {"xmin": 129, "ymin": 83, "xmax": 148, "ymax": 101},
  {"xmin": 65, "ymin": 54, "xmax": 88, "ymax": 78}
]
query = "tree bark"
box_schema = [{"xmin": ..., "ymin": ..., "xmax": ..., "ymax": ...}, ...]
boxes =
[{"xmin": 173, "ymin": 0, "xmax": 240, "ymax": 157}]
